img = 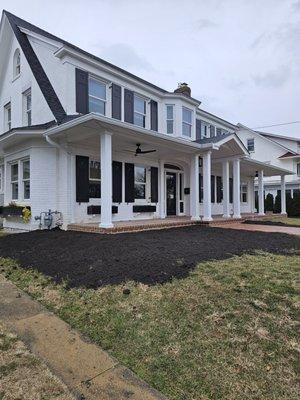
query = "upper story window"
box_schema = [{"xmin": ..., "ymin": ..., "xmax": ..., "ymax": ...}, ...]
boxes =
[
  {"xmin": 210, "ymin": 125, "xmax": 216, "ymax": 137},
  {"xmin": 23, "ymin": 89, "xmax": 32, "ymax": 126},
  {"xmin": 182, "ymin": 107, "xmax": 192, "ymax": 137},
  {"xmin": 297, "ymin": 162, "xmax": 300, "ymax": 177},
  {"xmin": 4, "ymin": 103, "xmax": 11, "ymax": 131},
  {"xmin": 0, "ymin": 165, "xmax": 3, "ymax": 193},
  {"xmin": 201, "ymin": 122, "xmax": 210, "ymax": 139},
  {"xmin": 88, "ymin": 77, "xmax": 106, "ymax": 115},
  {"xmin": 166, "ymin": 105, "xmax": 174, "ymax": 134},
  {"xmin": 247, "ymin": 138, "xmax": 255, "ymax": 152},
  {"xmin": 134, "ymin": 165, "xmax": 146, "ymax": 199},
  {"xmin": 13, "ymin": 49, "xmax": 21, "ymax": 78},
  {"xmin": 134, "ymin": 95, "xmax": 146, "ymax": 128}
]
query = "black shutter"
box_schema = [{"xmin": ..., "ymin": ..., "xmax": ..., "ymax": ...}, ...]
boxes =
[
  {"xmin": 211, "ymin": 175, "xmax": 215, "ymax": 203},
  {"xmin": 124, "ymin": 89, "xmax": 134, "ymax": 123},
  {"xmin": 196, "ymin": 119, "xmax": 201, "ymax": 141},
  {"xmin": 151, "ymin": 167, "xmax": 158, "ymax": 202},
  {"xmin": 216, "ymin": 176, "xmax": 223, "ymax": 203},
  {"xmin": 229, "ymin": 178, "xmax": 233, "ymax": 203},
  {"xmin": 112, "ymin": 161, "xmax": 122, "ymax": 202},
  {"xmin": 125, "ymin": 163, "xmax": 135, "ymax": 202},
  {"xmin": 112, "ymin": 84, "xmax": 121, "ymax": 120},
  {"xmin": 150, "ymin": 100, "xmax": 158, "ymax": 131},
  {"xmin": 199, "ymin": 173, "xmax": 203, "ymax": 202},
  {"xmin": 75, "ymin": 69, "xmax": 88, "ymax": 114},
  {"xmin": 76, "ymin": 155, "xmax": 89, "ymax": 202}
]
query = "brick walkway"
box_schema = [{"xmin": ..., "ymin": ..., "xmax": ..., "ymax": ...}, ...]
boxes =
[{"xmin": 214, "ymin": 222, "xmax": 300, "ymax": 236}]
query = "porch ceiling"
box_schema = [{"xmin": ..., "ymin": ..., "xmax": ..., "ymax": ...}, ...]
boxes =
[{"xmin": 240, "ymin": 158, "xmax": 294, "ymax": 177}]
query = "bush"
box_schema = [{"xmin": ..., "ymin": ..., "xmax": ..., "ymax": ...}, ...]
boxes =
[
  {"xmin": 288, "ymin": 192, "xmax": 300, "ymax": 217},
  {"xmin": 264, "ymin": 193, "xmax": 274, "ymax": 212},
  {"xmin": 274, "ymin": 193, "xmax": 281, "ymax": 214}
]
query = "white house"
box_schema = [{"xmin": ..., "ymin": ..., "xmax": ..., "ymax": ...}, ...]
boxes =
[{"xmin": 0, "ymin": 11, "xmax": 293, "ymax": 231}]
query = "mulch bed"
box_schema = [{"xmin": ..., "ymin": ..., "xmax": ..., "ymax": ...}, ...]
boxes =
[
  {"xmin": 243, "ymin": 220, "xmax": 300, "ymax": 228},
  {"xmin": 0, "ymin": 226, "xmax": 299, "ymax": 288}
]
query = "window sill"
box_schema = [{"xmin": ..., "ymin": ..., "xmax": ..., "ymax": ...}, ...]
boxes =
[{"xmin": 11, "ymin": 74, "xmax": 21, "ymax": 83}]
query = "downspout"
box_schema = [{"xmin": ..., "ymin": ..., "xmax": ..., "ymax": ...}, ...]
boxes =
[{"xmin": 45, "ymin": 134, "xmax": 75, "ymax": 225}]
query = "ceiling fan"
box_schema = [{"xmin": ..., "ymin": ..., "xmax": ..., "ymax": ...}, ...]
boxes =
[{"xmin": 124, "ymin": 143, "xmax": 157, "ymax": 157}]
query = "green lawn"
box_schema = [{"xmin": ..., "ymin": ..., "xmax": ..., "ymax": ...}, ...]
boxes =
[
  {"xmin": 266, "ymin": 216, "xmax": 300, "ymax": 226},
  {"xmin": 1, "ymin": 252, "xmax": 299, "ymax": 400}
]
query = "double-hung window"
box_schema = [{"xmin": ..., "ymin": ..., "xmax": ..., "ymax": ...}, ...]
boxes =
[
  {"xmin": 4, "ymin": 103, "xmax": 11, "ymax": 131},
  {"xmin": 89, "ymin": 160, "xmax": 101, "ymax": 198},
  {"xmin": 11, "ymin": 163, "xmax": 18, "ymax": 200},
  {"xmin": 23, "ymin": 89, "xmax": 32, "ymax": 126},
  {"xmin": 88, "ymin": 78, "xmax": 106, "ymax": 115},
  {"xmin": 201, "ymin": 122, "xmax": 209, "ymax": 139},
  {"xmin": 166, "ymin": 105, "xmax": 174, "ymax": 134},
  {"xmin": 241, "ymin": 184, "xmax": 248, "ymax": 203},
  {"xmin": 0, "ymin": 165, "xmax": 3, "ymax": 193},
  {"xmin": 247, "ymin": 138, "xmax": 255, "ymax": 152},
  {"xmin": 297, "ymin": 162, "xmax": 300, "ymax": 177},
  {"xmin": 134, "ymin": 95, "xmax": 146, "ymax": 128},
  {"xmin": 182, "ymin": 107, "xmax": 192, "ymax": 137},
  {"xmin": 22, "ymin": 160, "xmax": 30, "ymax": 199},
  {"xmin": 134, "ymin": 165, "xmax": 146, "ymax": 199}
]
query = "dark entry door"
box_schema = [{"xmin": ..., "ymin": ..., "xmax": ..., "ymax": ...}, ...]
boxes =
[{"xmin": 166, "ymin": 172, "xmax": 177, "ymax": 216}]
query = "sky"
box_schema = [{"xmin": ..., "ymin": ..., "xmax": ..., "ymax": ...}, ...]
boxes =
[{"xmin": 1, "ymin": 0, "xmax": 300, "ymax": 138}]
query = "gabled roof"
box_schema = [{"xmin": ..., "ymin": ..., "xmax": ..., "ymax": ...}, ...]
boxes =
[
  {"xmin": 2, "ymin": 11, "xmax": 67, "ymax": 124},
  {"xmin": 237, "ymin": 123, "xmax": 299, "ymax": 155},
  {"xmin": 194, "ymin": 132, "xmax": 249, "ymax": 154},
  {"xmin": 257, "ymin": 130, "xmax": 300, "ymax": 142}
]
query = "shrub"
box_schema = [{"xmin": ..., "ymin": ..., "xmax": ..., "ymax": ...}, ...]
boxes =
[
  {"xmin": 264, "ymin": 193, "xmax": 274, "ymax": 212},
  {"xmin": 274, "ymin": 193, "xmax": 281, "ymax": 214}
]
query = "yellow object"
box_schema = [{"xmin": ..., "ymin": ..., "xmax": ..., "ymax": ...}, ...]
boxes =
[{"xmin": 22, "ymin": 207, "xmax": 31, "ymax": 223}]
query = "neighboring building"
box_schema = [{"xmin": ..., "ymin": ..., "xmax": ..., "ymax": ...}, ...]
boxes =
[
  {"xmin": 0, "ymin": 11, "xmax": 293, "ymax": 231},
  {"xmin": 236, "ymin": 125, "xmax": 300, "ymax": 200}
]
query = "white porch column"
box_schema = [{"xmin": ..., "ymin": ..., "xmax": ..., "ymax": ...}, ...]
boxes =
[
  {"xmin": 222, "ymin": 160, "xmax": 230, "ymax": 218},
  {"xmin": 249, "ymin": 177, "xmax": 256, "ymax": 213},
  {"xmin": 159, "ymin": 159, "xmax": 165, "ymax": 219},
  {"xmin": 99, "ymin": 132, "xmax": 113, "ymax": 228},
  {"xmin": 258, "ymin": 170, "xmax": 265, "ymax": 216},
  {"xmin": 203, "ymin": 151, "xmax": 212, "ymax": 221},
  {"xmin": 233, "ymin": 158, "xmax": 241, "ymax": 218},
  {"xmin": 281, "ymin": 175, "xmax": 287, "ymax": 215},
  {"xmin": 190, "ymin": 154, "xmax": 200, "ymax": 220}
]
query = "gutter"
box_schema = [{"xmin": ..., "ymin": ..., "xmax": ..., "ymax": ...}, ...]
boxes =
[{"xmin": 45, "ymin": 134, "xmax": 71, "ymax": 155}]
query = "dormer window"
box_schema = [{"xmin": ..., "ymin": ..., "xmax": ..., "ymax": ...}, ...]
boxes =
[
  {"xmin": 13, "ymin": 49, "xmax": 21, "ymax": 78},
  {"xmin": 182, "ymin": 107, "xmax": 192, "ymax": 137},
  {"xmin": 88, "ymin": 77, "xmax": 106, "ymax": 115}
]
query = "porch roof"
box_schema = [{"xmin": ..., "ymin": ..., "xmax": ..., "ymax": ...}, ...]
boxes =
[
  {"xmin": 240, "ymin": 158, "xmax": 294, "ymax": 177},
  {"xmin": 44, "ymin": 113, "xmax": 248, "ymax": 160}
]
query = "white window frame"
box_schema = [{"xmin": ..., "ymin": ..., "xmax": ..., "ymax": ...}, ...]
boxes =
[
  {"xmin": 0, "ymin": 165, "xmax": 4, "ymax": 194},
  {"xmin": 22, "ymin": 159, "xmax": 30, "ymax": 200},
  {"xmin": 4, "ymin": 103, "xmax": 11, "ymax": 131},
  {"xmin": 134, "ymin": 165, "xmax": 147, "ymax": 201},
  {"xmin": 88, "ymin": 77, "xmax": 107, "ymax": 116},
  {"xmin": 166, "ymin": 104, "xmax": 174, "ymax": 134},
  {"xmin": 201, "ymin": 121, "xmax": 210, "ymax": 139},
  {"xmin": 134, "ymin": 94, "xmax": 147, "ymax": 128},
  {"xmin": 13, "ymin": 49, "xmax": 21, "ymax": 78},
  {"xmin": 23, "ymin": 89, "xmax": 32, "ymax": 127},
  {"xmin": 297, "ymin": 162, "xmax": 300, "ymax": 177},
  {"xmin": 241, "ymin": 183, "xmax": 248, "ymax": 203},
  {"xmin": 89, "ymin": 160, "xmax": 101, "ymax": 182},
  {"xmin": 182, "ymin": 107, "xmax": 193, "ymax": 138},
  {"xmin": 11, "ymin": 163, "xmax": 19, "ymax": 201},
  {"xmin": 247, "ymin": 138, "xmax": 255, "ymax": 152}
]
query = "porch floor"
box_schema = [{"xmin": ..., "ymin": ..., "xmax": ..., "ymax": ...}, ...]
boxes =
[{"xmin": 67, "ymin": 213, "xmax": 269, "ymax": 234}]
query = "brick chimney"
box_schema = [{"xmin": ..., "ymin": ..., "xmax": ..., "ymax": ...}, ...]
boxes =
[{"xmin": 174, "ymin": 82, "xmax": 191, "ymax": 97}]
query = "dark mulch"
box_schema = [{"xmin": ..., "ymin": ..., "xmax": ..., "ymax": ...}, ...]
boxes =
[
  {"xmin": 244, "ymin": 220, "xmax": 300, "ymax": 228},
  {"xmin": 0, "ymin": 226, "xmax": 299, "ymax": 288}
]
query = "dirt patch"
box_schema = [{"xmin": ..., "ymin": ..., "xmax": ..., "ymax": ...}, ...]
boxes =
[{"xmin": 0, "ymin": 226, "xmax": 299, "ymax": 288}]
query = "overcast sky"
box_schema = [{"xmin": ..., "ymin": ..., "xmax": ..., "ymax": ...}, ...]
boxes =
[{"xmin": 2, "ymin": 0, "xmax": 300, "ymax": 138}]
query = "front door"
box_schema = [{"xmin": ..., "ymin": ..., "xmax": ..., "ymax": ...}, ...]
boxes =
[{"xmin": 166, "ymin": 172, "xmax": 177, "ymax": 216}]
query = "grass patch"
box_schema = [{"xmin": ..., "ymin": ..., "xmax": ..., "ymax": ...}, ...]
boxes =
[
  {"xmin": 268, "ymin": 216, "xmax": 300, "ymax": 226},
  {"xmin": 1, "ymin": 252, "xmax": 300, "ymax": 399}
]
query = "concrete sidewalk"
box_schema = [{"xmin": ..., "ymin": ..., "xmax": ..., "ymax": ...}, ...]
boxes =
[
  {"xmin": 0, "ymin": 275, "xmax": 167, "ymax": 400},
  {"xmin": 213, "ymin": 222, "xmax": 300, "ymax": 235}
]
